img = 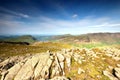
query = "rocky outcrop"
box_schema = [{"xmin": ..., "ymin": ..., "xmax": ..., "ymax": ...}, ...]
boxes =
[
  {"xmin": 0, "ymin": 56, "xmax": 27, "ymax": 73},
  {"xmin": 103, "ymin": 64, "xmax": 120, "ymax": 80},
  {"xmin": 0, "ymin": 51, "xmax": 71, "ymax": 80},
  {"xmin": 114, "ymin": 64, "xmax": 120, "ymax": 79},
  {"xmin": 103, "ymin": 71, "xmax": 118, "ymax": 80},
  {"xmin": 0, "ymin": 48, "xmax": 120, "ymax": 80},
  {"xmin": 103, "ymin": 48, "xmax": 120, "ymax": 61}
]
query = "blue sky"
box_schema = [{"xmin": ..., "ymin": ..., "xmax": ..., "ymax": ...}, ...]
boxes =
[{"xmin": 0, "ymin": 0, "xmax": 120, "ymax": 35}]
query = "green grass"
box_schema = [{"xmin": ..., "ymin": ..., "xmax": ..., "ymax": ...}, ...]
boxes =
[
  {"xmin": 70, "ymin": 42, "xmax": 120, "ymax": 49},
  {"xmin": 0, "ymin": 41, "xmax": 119, "ymax": 80},
  {"xmin": 65, "ymin": 47, "xmax": 120, "ymax": 80},
  {"xmin": 0, "ymin": 42, "xmax": 71, "ymax": 58}
]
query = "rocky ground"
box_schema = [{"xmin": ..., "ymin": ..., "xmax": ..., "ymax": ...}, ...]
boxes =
[{"xmin": 0, "ymin": 48, "xmax": 120, "ymax": 80}]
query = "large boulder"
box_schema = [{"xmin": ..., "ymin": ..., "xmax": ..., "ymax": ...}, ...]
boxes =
[
  {"xmin": 114, "ymin": 68, "xmax": 120, "ymax": 79},
  {"xmin": 1, "ymin": 52, "xmax": 67, "ymax": 80},
  {"xmin": 103, "ymin": 71, "xmax": 118, "ymax": 80},
  {"xmin": 1, "ymin": 62, "xmax": 24, "ymax": 80}
]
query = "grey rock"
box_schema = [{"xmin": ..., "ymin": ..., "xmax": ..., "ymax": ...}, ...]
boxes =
[
  {"xmin": 114, "ymin": 68, "xmax": 120, "ymax": 79},
  {"xmin": 50, "ymin": 76, "xmax": 69, "ymax": 80},
  {"xmin": 103, "ymin": 71, "xmax": 118, "ymax": 80},
  {"xmin": 78, "ymin": 68, "xmax": 85, "ymax": 74}
]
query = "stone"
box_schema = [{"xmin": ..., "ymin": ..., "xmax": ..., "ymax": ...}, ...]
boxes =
[
  {"xmin": 56, "ymin": 53, "xmax": 65, "ymax": 75},
  {"xmin": 50, "ymin": 55, "xmax": 63, "ymax": 78},
  {"xmin": 117, "ymin": 64, "xmax": 120, "ymax": 68},
  {"xmin": 103, "ymin": 71, "xmax": 118, "ymax": 80},
  {"xmin": 14, "ymin": 59, "xmax": 34, "ymax": 80},
  {"xmin": 56, "ymin": 53, "xmax": 65, "ymax": 62},
  {"xmin": 1, "ymin": 48, "xmax": 119, "ymax": 80},
  {"xmin": 50, "ymin": 76, "xmax": 69, "ymax": 80},
  {"xmin": 113, "ymin": 57, "xmax": 120, "ymax": 61},
  {"xmin": 108, "ymin": 66, "xmax": 113, "ymax": 70},
  {"xmin": 39, "ymin": 78, "xmax": 45, "ymax": 80},
  {"xmin": 1, "ymin": 71, "xmax": 8, "ymax": 80},
  {"xmin": 0, "ymin": 59, "xmax": 10, "ymax": 70},
  {"xmin": 40, "ymin": 56, "xmax": 53, "ymax": 79},
  {"xmin": 114, "ymin": 68, "xmax": 120, "ymax": 79},
  {"xmin": 78, "ymin": 68, "xmax": 85, "ymax": 74},
  {"xmin": 33, "ymin": 53, "xmax": 50, "ymax": 79},
  {"xmin": 66, "ymin": 57, "xmax": 71, "ymax": 71},
  {"xmin": 73, "ymin": 53, "xmax": 82, "ymax": 64},
  {"xmin": 64, "ymin": 53, "xmax": 71, "ymax": 71},
  {"xmin": 3, "ymin": 62, "xmax": 23, "ymax": 80}
]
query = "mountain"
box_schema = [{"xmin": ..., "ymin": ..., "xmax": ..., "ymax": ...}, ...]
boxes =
[
  {"xmin": 52, "ymin": 33, "xmax": 120, "ymax": 43},
  {"xmin": 0, "ymin": 33, "xmax": 120, "ymax": 44},
  {"xmin": 33, "ymin": 35, "xmax": 54, "ymax": 41},
  {"xmin": 0, "ymin": 35, "xmax": 37, "ymax": 43}
]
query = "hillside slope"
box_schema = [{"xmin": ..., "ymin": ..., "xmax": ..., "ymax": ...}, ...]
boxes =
[
  {"xmin": 0, "ymin": 35, "xmax": 36, "ymax": 43},
  {"xmin": 53, "ymin": 33, "xmax": 120, "ymax": 43}
]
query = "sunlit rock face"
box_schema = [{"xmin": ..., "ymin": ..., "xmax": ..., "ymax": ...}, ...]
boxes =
[
  {"xmin": 0, "ymin": 48, "xmax": 120, "ymax": 80},
  {"xmin": 0, "ymin": 51, "xmax": 70, "ymax": 80}
]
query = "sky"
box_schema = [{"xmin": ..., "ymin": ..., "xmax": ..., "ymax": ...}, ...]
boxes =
[{"xmin": 0, "ymin": 0, "xmax": 120, "ymax": 35}]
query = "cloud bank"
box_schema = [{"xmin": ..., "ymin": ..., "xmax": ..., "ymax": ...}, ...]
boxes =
[
  {"xmin": 0, "ymin": 11, "xmax": 120, "ymax": 35},
  {"xmin": 0, "ymin": 7, "xmax": 29, "ymax": 18}
]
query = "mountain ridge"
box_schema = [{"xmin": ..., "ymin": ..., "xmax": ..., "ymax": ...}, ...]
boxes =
[
  {"xmin": 52, "ymin": 32, "xmax": 120, "ymax": 43},
  {"xmin": 0, "ymin": 32, "xmax": 120, "ymax": 44},
  {"xmin": 0, "ymin": 35, "xmax": 37, "ymax": 44}
]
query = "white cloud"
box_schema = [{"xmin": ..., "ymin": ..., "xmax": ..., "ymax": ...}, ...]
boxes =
[
  {"xmin": 0, "ymin": 7, "xmax": 29, "ymax": 18},
  {"xmin": 72, "ymin": 14, "xmax": 78, "ymax": 18},
  {"xmin": 90, "ymin": 23, "xmax": 120, "ymax": 27},
  {"xmin": 0, "ymin": 15, "xmax": 120, "ymax": 35},
  {"xmin": 19, "ymin": 13, "xmax": 29, "ymax": 18}
]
